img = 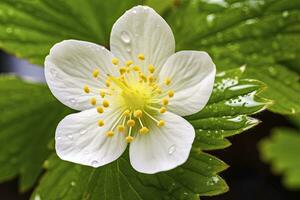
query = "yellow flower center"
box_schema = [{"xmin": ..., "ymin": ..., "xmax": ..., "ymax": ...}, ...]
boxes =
[{"xmin": 82, "ymin": 54, "xmax": 175, "ymax": 143}]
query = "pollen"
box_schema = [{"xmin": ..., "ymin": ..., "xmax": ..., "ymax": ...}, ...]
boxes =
[
  {"xmin": 119, "ymin": 67, "xmax": 127, "ymax": 75},
  {"xmin": 148, "ymin": 75, "xmax": 154, "ymax": 83},
  {"xmin": 127, "ymin": 119, "xmax": 135, "ymax": 127},
  {"xmin": 93, "ymin": 69, "xmax": 99, "ymax": 78},
  {"xmin": 112, "ymin": 58, "xmax": 119, "ymax": 65},
  {"xmin": 97, "ymin": 106, "xmax": 104, "ymax": 114},
  {"xmin": 83, "ymin": 85, "xmax": 90, "ymax": 93},
  {"xmin": 102, "ymin": 100, "xmax": 109, "ymax": 108},
  {"xmin": 133, "ymin": 110, "xmax": 142, "ymax": 118},
  {"xmin": 157, "ymin": 120, "xmax": 165, "ymax": 127},
  {"xmin": 139, "ymin": 127, "xmax": 149, "ymax": 134},
  {"xmin": 106, "ymin": 130, "xmax": 114, "ymax": 137},
  {"xmin": 168, "ymin": 90, "xmax": 174, "ymax": 98},
  {"xmin": 162, "ymin": 98, "xmax": 169, "ymax": 106},
  {"xmin": 159, "ymin": 107, "xmax": 167, "ymax": 114},
  {"xmin": 125, "ymin": 135, "xmax": 134, "ymax": 143},
  {"xmin": 124, "ymin": 110, "xmax": 130, "ymax": 116},
  {"xmin": 117, "ymin": 125, "xmax": 125, "ymax": 132},
  {"xmin": 100, "ymin": 89, "xmax": 105, "ymax": 98},
  {"xmin": 137, "ymin": 54, "xmax": 145, "ymax": 60},
  {"xmin": 125, "ymin": 60, "xmax": 133, "ymax": 67},
  {"xmin": 98, "ymin": 120, "xmax": 104, "ymax": 127},
  {"xmin": 164, "ymin": 77, "xmax": 171, "ymax": 85},
  {"xmin": 90, "ymin": 97, "xmax": 97, "ymax": 106},
  {"xmin": 148, "ymin": 64, "xmax": 155, "ymax": 73}
]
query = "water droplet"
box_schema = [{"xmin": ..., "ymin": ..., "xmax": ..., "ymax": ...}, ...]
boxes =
[
  {"xmin": 67, "ymin": 134, "xmax": 73, "ymax": 140},
  {"xmin": 56, "ymin": 136, "xmax": 61, "ymax": 140},
  {"xmin": 282, "ymin": 11, "xmax": 289, "ymax": 18},
  {"xmin": 212, "ymin": 176, "xmax": 219, "ymax": 183},
  {"xmin": 6, "ymin": 27, "xmax": 13, "ymax": 33},
  {"xmin": 91, "ymin": 160, "xmax": 98, "ymax": 167},
  {"xmin": 70, "ymin": 181, "xmax": 76, "ymax": 186},
  {"xmin": 132, "ymin": 10, "xmax": 137, "ymax": 14},
  {"xmin": 168, "ymin": 145, "xmax": 176, "ymax": 155},
  {"xmin": 121, "ymin": 31, "xmax": 131, "ymax": 43},
  {"xmin": 80, "ymin": 129, "xmax": 87, "ymax": 135},
  {"xmin": 69, "ymin": 98, "xmax": 76, "ymax": 104},
  {"xmin": 126, "ymin": 47, "xmax": 131, "ymax": 53}
]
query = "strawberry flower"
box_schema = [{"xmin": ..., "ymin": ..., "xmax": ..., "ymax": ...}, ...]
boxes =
[{"xmin": 45, "ymin": 5, "xmax": 216, "ymax": 174}]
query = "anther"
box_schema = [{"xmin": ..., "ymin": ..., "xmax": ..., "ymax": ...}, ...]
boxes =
[
  {"xmin": 106, "ymin": 79, "xmax": 111, "ymax": 87},
  {"xmin": 119, "ymin": 67, "xmax": 127, "ymax": 75},
  {"xmin": 93, "ymin": 69, "xmax": 99, "ymax": 78},
  {"xmin": 148, "ymin": 64, "xmax": 155, "ymax": 73},
  {"xmin": 133, "ymin": 66, "xmax": 140, "ymax": 71},
  {"xmin": 125, "ymin": 135, "xmax": 134, "ymax": 143},
  {"xmin": 124, "ymin": 110, "xmax": 131, "ymax": 116},
  {"xmin": 127, "ymin": 119, "xmax": 135, "ymax": 127},
  {"xmin": 112, "ymin": 58, "xmax": 119, "ymax": 65},
  {"xmin": 84, "ymin": 85, "xmax": 90, "ymax": 93},
  {"xmin": 148, "ymin": 75, "xmax": 154, "ymax": 83},
  {"xmin": 138, "ymin": 54, "xmax": 145, "ymax": 60},
  {"xmin": 157, "ymin": 120, "xmax": 165, "ymax": 127},
  {"xmin": 139, "ymin": 127, "xmax": 149, "ymax": 134},
  {"xmin": 159, "ymin": 107, "xmax": 167, "ymax": 114},
  {"xmin": 98, "ymin": 120, "xmax": 104, "ymax": 127},
  {"xmin": 106, "ymin": 130, "xmax": 114, "ymax": 137},
  {"xmin": 164, "ymin": 77, "xmax": 171, "ymax": 85},
  {"xmin": 117, "ymin": 125, "xmax": 125, "ymax": 133},
  {"xmin": 125, "ymin": 60, "xmax": 133, "ymax": 67},
  {"xmin": 162, "ymin": 98, "xmax": 169, "ymax": 106},
  {"xmin": 133, "ymin": 110, "xmax": 143, "ymax": 118},
  {"xmin": 97, "ymin": 106, "xmax": 104, "ymax": 114},
  {"xmin": 102, "ymin": 100, "xmax": 109, "ymax": 108},
  {"xmin": 168, "ymin": 90, "xmax": 174, "ymax": 98},
  {"xmin": 90, "ymin": 97, "xmax": 97, "ymax": 106},
  {"xmin": 100, "ymin": 89, "xmax": 105, "ymax": 98}
]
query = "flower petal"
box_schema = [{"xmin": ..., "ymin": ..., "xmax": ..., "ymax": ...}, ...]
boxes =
[
  {"xmin": 129, "ymin": 111, "xmax": 195, "ymax": 174},
  {"xmin": 159, "ymin": 51, "xmax": 216, "ymax": 116},
  {"xmin": 55, "ymin": 107, "xmax": 127, "ymax": 168},
  {"xmin": 45, "ymin": 39, "xmax": 117, "ymax": 111},
  {"xmin": 110, "ymin": 5, "xmax": 175, "ymax": 72}
]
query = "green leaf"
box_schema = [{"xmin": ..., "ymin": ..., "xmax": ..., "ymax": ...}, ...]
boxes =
[
  {"xmin": 0, "ymin": 75, "xmax": 71, "ymax": 191},
  {"xmin": 29, "ymin": 67, "xmax": 269, "ymax": 199},
  {"xmin": 259, "ymin": 127, "xmax": 300, "ymax": 190},
  {"xmin": 166, "ymin": 0, "xmax": 300, "ymax": 115},
  {"xmin": 0, "ymin": 0, "xmax": 139, "ymax": 64}
]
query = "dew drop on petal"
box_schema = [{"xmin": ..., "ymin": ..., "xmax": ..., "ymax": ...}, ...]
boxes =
[
  {"xmin": 91, "ymin": 160, "xmax": 98, "ymax": 167},
  {"xmin": 80, "ymin": 129, "xmax": 87, "ymax": 135},
  {"xmin": 168, "ymin": 145, "xmax": 176, "ymax": 155},
  {"xmin": 67, "ymin": 134, "xmax": 73, "ymax": 140},
  {"xmin": 126, "ymin": 47, "xmax": 131, "ymax": 53},
  {"xmin": 121, "ymin": 31, "xmax": 131, "ymax": 43},
  {"xmin": 69, "ymin": 98, "xmax": 76, "ymax": 104},
  {"xmin": 56, "ymin": 136, "xmax": 62, "ymax": 140},
  {"xmin": 132, "ymin": 10, "xmax": 137, "ymax": 14}
]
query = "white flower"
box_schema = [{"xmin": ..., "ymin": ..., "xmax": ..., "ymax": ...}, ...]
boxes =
[{"xmin": 45, "ymin": 5, "xmax": 216, "ymax": 174}]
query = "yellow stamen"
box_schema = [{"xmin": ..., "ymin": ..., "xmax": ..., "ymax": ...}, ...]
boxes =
[
  {"xmin": 119, "ymin": 67, "xmax": 127, "ymax": 75},
  {"xmin": 102, "ymin": 100, "xmax": 109, "ymax": 108},
  {"xmin": 139, "ymin": 127, "xmax": 149, "ymax": 134},
  {"xmin": 162, "ymin": 98, "xmax": 169, "ymax": 106},
  {"xmin": 106, "ymin": 80, "xmax": 111, "ymax": 87},
  {"xmin": 125, "ymin": 60, "xmax": 133, "ymax": 67},
  {"xmin": 133, "ymin": 110, "xmax": 143, "ymax": 118},
  {"xmin": 125, "ymin": 135, "xmax": 134, "ymax": 143},
  {"xmin": 124, "ymin": 110, "xmax": 131, "ymax": 116},
  {"xmin": 117, "ymin": 125, "xmax": 125, "ymax": 132},
  {"xmin": 97, "ymin": 106, "xmax": 104, "ymax": 114},
  {"xmin": 93, "ymin": 69, "xmax": 99, "ymax": 78},
  {"xmin": 90, "ymin": 97, "xmax": 97, "ymax": 106},
  {"xmin": 133, "ymin": 66, "xmax": 140, "ymax": 71},
  {"xmin": 106, "ymin": 130, "xmax": 114, "ymax": 137},
  {"xmin": 112, "ymin": 58, "xmax": 119, "ymax": 65},
  {"xmin": 84, "ymin": 85, "xmax": 90, "ymax": 93},
  {"xmin": 168, "ymin": 90, "xmax": 174, "ymax": 98},
  {"xmin": 148, "ymin": 75, "xmax": 154, "ymax": 83},
  {"xmin": 100, "ymin": 89, "xmax": 105, "ymax": 98},
  {"xmin": 164, "ymin": 77, "xmax": 171, "ymax": 85},
  {"xmin": 137, "ymin": 54, "xmax": 145, "ymax": 60},
  {"xmin": 148, "ymin": 64, "xmax": 155, "ymax": 73},
  {"xmin": 98, "ymin": 120, "xmax": 104, "ymax": 127},
  {"xmin": 127, "ymin": 119, "xmax": 135, "ymax": 127},
  {"xmin": 159, "ymin": 107, "xmax": 167, "ymax": 114},
  {"xmin": 157, "ymin": 120, "xmax": 165, "ymax": 127}
]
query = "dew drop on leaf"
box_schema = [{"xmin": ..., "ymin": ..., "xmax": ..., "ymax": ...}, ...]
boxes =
[{"xmin": 121, "ymin": 31, "xmax": 131, "ymax": 43}]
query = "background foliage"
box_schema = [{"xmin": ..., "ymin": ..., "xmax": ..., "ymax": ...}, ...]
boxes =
[{"xmin": 0, "ymin": 0, "xmax": 299, "ymax": 199}]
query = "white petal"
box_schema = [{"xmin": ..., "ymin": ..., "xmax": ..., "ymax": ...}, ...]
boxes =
[
  {"xmin": 129, "ymin": 112, "xmax": 195, "ymax": 174},
  {"xmin": 55, "ymin": 107, "xmax": 127, "ymax": 168},
  {"xmin": 110, "ymin": 6, "xmax": 175, "ymax": 72},
  {"xmin": 45, "ymin": 40, "xmax": 117, "ymax": 111},
  {"xmin": 159, "ymin": 51, "xmax": 216, "ymax": 116}
]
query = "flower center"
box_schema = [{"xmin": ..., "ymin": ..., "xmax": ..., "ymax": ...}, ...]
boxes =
[{"xmin": 83, "ymin": 54, "xmax": 175, "ymax": 143}]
